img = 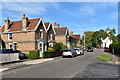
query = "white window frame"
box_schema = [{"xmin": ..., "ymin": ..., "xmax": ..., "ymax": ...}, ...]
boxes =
[
  {"xmin": 40, "ymin": 29, "xmax": 43, "ymax": 38},
  {"xmin": 8, "ymin": 33, "xmax": 12, "ymax": 40},
  {"xmin": 8, "ymin": 43, "xmax": 12, "ymax": 49},
  {"xmin": 49, "ymin": 43, "xmax": 53, "ymax": 47},
  {"xmin": 50, "ymin": 33, "xmax": 53, "ymax": 40}
]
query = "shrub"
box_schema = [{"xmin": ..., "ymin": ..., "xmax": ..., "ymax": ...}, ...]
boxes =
[
  {"xmin": 53, "ymin": 43, "xmax": 62, "ymax": 51},
  {"xmin": 48, "ymin": 47, "xmax": 54, "ymax": 51},
  {"xmin": 59, "ymin": 43, "xmax": 68, "ymax": 50},
  {"xmin": 28, "ymin": 50, "xmax": 39, "ymax": 59},
  {"xmin": 109, "ymin": 42, "xmax": 120, "ymax": 56},
  {"xmin": 42, "ymin": 51, "xmax": 55, "ymax": 58}
]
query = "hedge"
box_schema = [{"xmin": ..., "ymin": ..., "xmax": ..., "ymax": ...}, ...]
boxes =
[
  {"xmin": 42, "ymin": 51, "xmax": 62, "ymax": 58},
  {"xmin": 109, "ymin": 42, "xmax": 120, "ymax": 56},
  {"xmin": 28, "ymin": 50, "xmax": 39, "ymax": 59}
]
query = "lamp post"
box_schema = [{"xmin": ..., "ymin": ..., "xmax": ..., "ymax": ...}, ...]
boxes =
[{"xmin": 84, "ymin": 33, "xmax": 85, "ymax": 50}]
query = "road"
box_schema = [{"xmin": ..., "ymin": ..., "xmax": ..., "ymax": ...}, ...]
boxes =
[{"xmin": 2, "ymin": 49, "xmax": 119, "ymax": 79}]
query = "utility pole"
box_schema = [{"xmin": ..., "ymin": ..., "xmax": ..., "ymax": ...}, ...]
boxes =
[{"xmin": 84, "ymin": 33, "xmax": 85, "ymax": 50}]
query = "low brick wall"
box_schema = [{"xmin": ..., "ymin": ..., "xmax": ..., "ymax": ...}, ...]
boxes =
[{"xmin": 0, "ymin": 53, "xmax": 20, "ymax": 63}]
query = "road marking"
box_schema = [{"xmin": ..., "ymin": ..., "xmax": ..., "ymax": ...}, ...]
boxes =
[{"xmin": 0, "ymin": 68, "xmax": 9, "ymax": 72}]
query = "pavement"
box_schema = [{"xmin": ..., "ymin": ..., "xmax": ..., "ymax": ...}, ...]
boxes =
[
  {"xmin": 1, "ymin": 49, "xmax": 119, "ymax": 79},
  {"xmin": 0, "ymin": 58, "xmax": 55, "ymax": 72}
]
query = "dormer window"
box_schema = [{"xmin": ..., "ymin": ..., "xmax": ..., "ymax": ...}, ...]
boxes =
[
  {"xmin": 40, "ymin": 29, "xmax": 43, "ymax": 38},
  {"xmin": 50, "ymin": 33, "xmax": 53, "ymax": 40},
  {"xmin": 8, "ymin": 33, "xmax": 12, "ymax": 40}
]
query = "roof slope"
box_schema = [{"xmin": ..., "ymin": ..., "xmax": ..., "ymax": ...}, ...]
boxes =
[
  {"xmin": 72, "ymin": 34, "xmax": 80, "ymax": 39},
  {"xmin": 44, "ymin": 22, "xmax": 50, "ymax": 29},
  {"xmin": 54, "ymin": 27, "xmax": 67, "ymax": 35},
  {"xmin": 0, "ymin": 18, "xmax": 41, "ymax": 33}
]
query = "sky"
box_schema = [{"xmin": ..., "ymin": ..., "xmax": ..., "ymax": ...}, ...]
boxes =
[{"xmin": 1, "ymin": 2, "xmax": 119, "ymax": 36}]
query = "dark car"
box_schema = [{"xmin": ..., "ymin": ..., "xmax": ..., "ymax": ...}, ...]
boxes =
[
  {"xmin": 87, "ymin": 46, "xmax": 93, "ymax": 52},
  {"xmin": 14, "ymin": 50, "xmax": 27, "ymax": 60},
  {"xmin": 0, "ymin": 49, "xmax": 14, "ymax": 54},
  {"xmin": 0, "ymin": 49, "xmax": 26, "ymax": 60}
]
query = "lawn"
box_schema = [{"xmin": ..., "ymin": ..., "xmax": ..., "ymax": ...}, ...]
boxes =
[{"xmin": 97, "ymin": 53, "xmax": 112, "ymax": 62}]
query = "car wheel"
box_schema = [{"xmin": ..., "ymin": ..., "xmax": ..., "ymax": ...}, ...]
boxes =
[{"xmin": 71, "ymin": 55, "xmax": 74, "ymax": 58}]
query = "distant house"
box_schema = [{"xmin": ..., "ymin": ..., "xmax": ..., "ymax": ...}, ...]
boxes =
[
  {"xmin": 0, "ymin": 15, "xmax": 55, "ymax": 54},
  {"xmin": 72, "ymin": 34, "xmax": 80, "ymax": 47},
  {"xmin": 69, "ymin": 35, "xmax": 77, "ymax": 47},
  {"xmin": 54, "ymin": 22, "xmax": 70, "ymax": 48},
  {"xmin": 101, "ymin": 37, "xmax": 113, "ymax": 48}
]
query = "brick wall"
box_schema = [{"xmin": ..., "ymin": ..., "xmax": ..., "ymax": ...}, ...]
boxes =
[
  {"xmin": 55, "ymin": 35, "xmax": 66, "ymax": 45},
  {"xmin": 1, "ymin": 31, "xmax": 35, "ymax": 53}
]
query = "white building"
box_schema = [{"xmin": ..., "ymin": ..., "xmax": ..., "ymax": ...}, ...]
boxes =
[{"xmin": 101, "ymin": 37, "xmax": 113, "ymax": 48}]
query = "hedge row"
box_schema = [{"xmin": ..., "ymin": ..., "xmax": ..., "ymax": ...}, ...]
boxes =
[
  {"xmin": 28, "ymin": 50, "xmax": 39, "ymax": 59},
  {"xmin": 42, "ymin": 51, "xmax": 62, "ymax": 58},
  {"xmin": 109, "ymin": 42, "xmax": 120, "ymax": 56}
]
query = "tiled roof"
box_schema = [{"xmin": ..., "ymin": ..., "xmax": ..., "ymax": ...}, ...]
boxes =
[
  {"xmin": 72, "ymin": 34, "xmax": 80, "ymax": 39},
  {"xmin": 0, "ymin": 18, "xmax": 41, "ymax": 33},
  {"xmin": 54, "ymin": 27, "xmax": 67, "ymax": 35},
  {"xmin": 44, "ymin": 22, "xmax": 50, "ymax": 29},
  {"xmin": 69, "ymin": 35, "xmax": 77, "ymax": 39}
]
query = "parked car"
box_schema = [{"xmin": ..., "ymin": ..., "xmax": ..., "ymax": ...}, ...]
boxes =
[
  {"xmin": 62, "ymin": 49, "xmax": 77, "ymax": 58},
  {"xmin": 74, "ymin": 48, "xmax": 84, "ymax": 55},
  {"xmin": 87, "ymin": 46, "xmax": 93, "ymax": 52},
  {"xmin": 0, "ymin": 49, "xmax": 26, "ymax": 60},
  {"xmin": 104, "ymin": 47, "xmax": 110, "ymax": 52},
  {"xmin": 0, "ymin": 49, "xmax": 14, "ymax": 54},
  {"xmin": 14, "ymin": 50, "xmax": 27, "ymax": 60}
]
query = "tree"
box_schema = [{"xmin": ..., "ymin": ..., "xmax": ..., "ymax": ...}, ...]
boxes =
[
  {"xmin": 82, "ymin": 31, "xmax": 94, "ymax": 47},
  {"xmin": 91, "ymin": 29, "xmax": 108, "ymax": 48},
  {"xmin": 105, "ymin": 27, "xmax": 116, "ymax": 42},
  {"xmin": 53, "ymin": 43, "xmax": 62, "ymax": 51}
]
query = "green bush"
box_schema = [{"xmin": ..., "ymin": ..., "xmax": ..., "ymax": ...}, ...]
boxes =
[
  {"xmin": 28, "ymin": 50, "xmax": 39, "ymax": 59},
  {"xmin": 109, "ymin": 42, "xmax": 120, "ymax": 56},
  {"xmin": 97, "ymin": 54, "xmax": 112, "ymax": 61},
  {"xmin": 53, "ymin": 43, "xmax": 62, "ymax": 51}
]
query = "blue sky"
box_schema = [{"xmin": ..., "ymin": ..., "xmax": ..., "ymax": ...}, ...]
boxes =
[{"xmin": 1, "ymin": 2, "xmax": 119, "ymax": 36}]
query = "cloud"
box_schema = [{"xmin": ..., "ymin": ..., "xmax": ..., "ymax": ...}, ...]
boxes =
[
  {"xmin": 78, "ymin": 5, "xmax": 95, "ymax": 16},
  {"xmin": 2, "ymin": 2, "xmax": 46, "ymax": 15}
]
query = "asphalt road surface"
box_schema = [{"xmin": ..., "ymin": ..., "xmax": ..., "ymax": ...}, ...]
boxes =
[{"xmin": 2, "ymin": 49, "xmax": 119, "ymax": 79}]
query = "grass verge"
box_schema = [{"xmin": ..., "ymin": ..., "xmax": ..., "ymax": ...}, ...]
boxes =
[{"xmin": 97, "ymin": 53, "xmax": 112, "ymax": 62}]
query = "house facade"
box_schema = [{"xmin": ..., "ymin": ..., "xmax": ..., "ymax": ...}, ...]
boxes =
[
  {"xmin": 54, "ymin": 22, "xmax": 70, "ymax": 48},
  {"xmin": 101, "ymin": 37, "xmax": 113, "ymax": 48},
  {"xmin": 0, "ymin": 15, "xmax": 55, "ymax": 54},
  {"xmin": 44, "ymin": 22, "xmax": 56, "ymax": 47}
]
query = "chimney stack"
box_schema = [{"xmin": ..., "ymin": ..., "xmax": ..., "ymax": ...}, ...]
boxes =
[
  {"xmin": 69, "ymin": 31, "xmax": 73, "ymax": 35},
  {"xmin": 4, "ymin": 17, "xmax": 10, "ymax": 32},
  {"xmin": 54, "ymin": 22, "xmax": 60, "ymax": 28},
  {"xmin": 22, "ymin": 14, "xmax": 28, "ymax": 31}
]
